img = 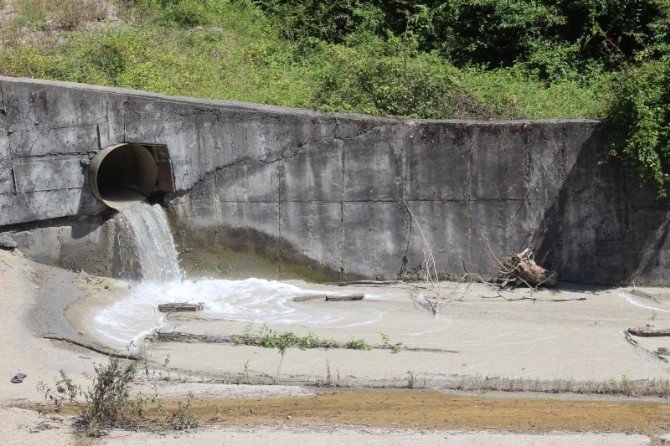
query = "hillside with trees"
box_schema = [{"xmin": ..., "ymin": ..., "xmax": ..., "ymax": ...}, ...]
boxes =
[{"xmin": 0, "ymin": 0, "xmax": 668, "ymax": 192}]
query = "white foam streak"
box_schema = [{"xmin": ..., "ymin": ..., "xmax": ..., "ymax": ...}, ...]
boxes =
[
  {"xmin": 621, "ymin": 291, "xmax": 670, "ymax": 313},
  {"xmin": 94, "ymin": 278, "xmax": 382, "ymax": 349},
  {"xmin": 96, "ymin": 203, "xmax": 391, "ymax": 351}
]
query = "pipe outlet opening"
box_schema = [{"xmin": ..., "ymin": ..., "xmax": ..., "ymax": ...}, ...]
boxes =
[{"xmin": 89, "ymin": 143, "xmax": 159, "ymax": 210}]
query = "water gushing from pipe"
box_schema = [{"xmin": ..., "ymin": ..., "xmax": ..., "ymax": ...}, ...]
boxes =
[{"xmin": 118, "ymin": 202, "xmax": 182, "ymax": 282}]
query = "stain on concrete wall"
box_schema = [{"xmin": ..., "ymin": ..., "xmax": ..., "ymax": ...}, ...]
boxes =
[{"xmin": 1, "ymin": 76, "xmax": 668, "ymax": 285}]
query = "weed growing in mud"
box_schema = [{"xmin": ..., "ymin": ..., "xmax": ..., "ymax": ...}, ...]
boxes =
[
  {"xmin": 234, "ymin": 360, "xmax": 250, "ymax": 385},
  {"xmin": 163, "ymin": 392, "xmax": 198, "ymax": 431},
  {"xmin": 321, "ymin": 360, "xmax": 344, "ymax": 387},
  {"xmin": 234, "ymin": 326, "xmax": 375, "ymax": 351},
  {"xmin": 406, "ymin": 371, "xmax": 415, "ymax": 389},
  {"xmin": 233, "ymin": 325, "xmax": 339, "ymax": 351},
  {"xmin": 230, "ymin": 326, "xmax": 403, "ymax": 356},
  {"xmin": 38, "ymin": 357, "xmax": 199, "ymax": 436},
  {"xmin": 450, "ymin": 374, "xmax": 670, "ymax": 398},
  {"xmin": 325, "ymin": 359, "xmax": 332, "ymax": 386},
  {"xmin": 380, "ymin": 332, "xmax": 403, "ymax": 354},
  {"xmin": 344, "ymin": 338, "xmax": 373, "ymax": 350},
  {"xmin": 38, "ymin": 358, "xmax": 141, "ymax": 436}
]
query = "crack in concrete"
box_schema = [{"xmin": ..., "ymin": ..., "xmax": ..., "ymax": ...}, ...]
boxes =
[
  {"xmin": 122, "ymin": 99, "xmax": 127, "ymax": 143},
  {"xmin": 277, "ymin": 161, "xmax": 283, "ymax": 277},
  {"xmin": 11, "ymin": 152, "xmax": 94, "ymax": 160},
  {"xmin": 0, "ymin": 84, "xmax": 8, "ymax": 136},
  {"xmin": 334, "ymin": 122, "xmax": 389, "ymax": 142},
  {"xmin": 8, "ymin": 120, "xmax": 106, "ymax": 132},
  {"xmin": 466, "ymin": 125, "xmax": 474, "ymax": 273},
  {"xmin": 400, "ymin": 128, "xmax": 413, "ymax": 279},
  {"xmin": 340, "ymin": 138, "xmax": 345, "ymax": 278}
]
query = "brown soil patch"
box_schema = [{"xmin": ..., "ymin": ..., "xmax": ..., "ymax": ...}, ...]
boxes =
[{"xmin": 38, "ymin": 389, "xmax": 670, "ymax": 433}]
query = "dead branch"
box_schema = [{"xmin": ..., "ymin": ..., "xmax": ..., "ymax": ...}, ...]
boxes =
[
  {"xmin": 495, "ymin": 248, "xmax": 556, "ymax": 289},
  {"xmin": 158, "ymin": 303, "xmax": 204, "ymax": 313},
  {"xmin": 335, "ymin": 280, "xmax": 404, "ymax": 286},
  {"xmin": 293, "ymin": 294, "xmax": 365, "ymax": 302},
  {"xmin": 325, "ymin": 294, "xmax": 364, "ymax": 302},
  {"xmin": 627, "ymin": 327, "xmax": 670, "ymax": 337},
  {"xmin": 43, "ymin": 335, "xmax": 139, "ymax": 360},
  {"xmin": 403, "ymin": 202, "xmax": 445, "ymax": 316}
]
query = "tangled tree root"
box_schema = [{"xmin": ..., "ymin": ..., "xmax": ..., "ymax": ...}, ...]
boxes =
[{"xmin": 496, "ymin": 248, "xmax": 557, "ymax": 289}]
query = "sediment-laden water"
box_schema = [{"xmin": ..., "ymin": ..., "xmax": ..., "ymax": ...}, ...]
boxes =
[
  {"xmin": 94, "ymin": 278, "xmax": 392, "ymax": 349},
  {"xmin": 98, "ymin": 202, "xmax": 393, "ymax": 349},
  {"xmin": 118, "ymin": 202, "xmax": 182, "ymax": 283}
]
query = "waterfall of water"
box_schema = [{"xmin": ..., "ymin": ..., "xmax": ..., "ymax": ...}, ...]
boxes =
[{"xmin": 118, "ymin": 202, "xmax": 182, "ymax": 282}]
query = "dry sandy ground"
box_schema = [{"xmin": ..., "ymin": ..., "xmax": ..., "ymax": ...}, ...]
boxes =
[
  {"xmin": 2, "ymin": 249, "xmax": 670, "ymax": 445},
  {"xmin": 102, "ymin": 426, "xmax": 653, "ymax": 446}
]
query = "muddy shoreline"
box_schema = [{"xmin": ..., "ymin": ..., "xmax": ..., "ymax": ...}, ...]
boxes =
[{"xmin": 3, "ymin": 249, "xmax": 670, "ymax": 444}]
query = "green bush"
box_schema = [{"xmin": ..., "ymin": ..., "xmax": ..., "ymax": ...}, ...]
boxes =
[
  {"xmin": 461, "ymin": 65, "xmax": 613, "ymax": 119},
  {"xmin": 2, "ymin": 0, "xmax": 669, "ymax": 192},
  {"xmin": 161, "ymin": 0, "xmax": 212, "ymax": 26},
  {"xmin": 606, "ymin": 58, "xmax": 670, "ymax": 196},
  {"xmin": 312, "ymin": 36, "xmax": 492, "ymax": 118},
  {"xmin": 254, "ymin": 0, "xmax": 669, "ymax": 70},
  {"xmin": 129, "ymin": 0, "xmax": 225, "ymax": 26},
  {"xmin": 252, "ymin": 0, "xmax": 383, "ymax": 42},
  {"xmin": 39, "ymin": 358, "xmax": 140, "ymax": 436}
]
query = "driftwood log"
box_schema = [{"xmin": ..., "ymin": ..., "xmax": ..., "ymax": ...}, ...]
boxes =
[
  {"xmin": 497, "ymin": 248, "xmax": 557, "ymax": 288},
  {"xmin": 293, "ymin": 294, "xmax": 365, "ymax": 302},
  {"xmin": 326, "ymin": 294, "xmax": 364, "ymax": 302},
  {"xmin": 335, "ymin": 280, "xmax": 404, "ymax": 286},
  {"xmin": 627, "ymin": 327, "xmax": 670, "ymax": 337},
  {"xmin": 158, "ymin": 302, "xmax": 204, "ymax": 313}
]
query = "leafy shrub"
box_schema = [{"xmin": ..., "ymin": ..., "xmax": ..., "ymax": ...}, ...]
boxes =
[
  {"xmin": 606, "ymin": 58, "xmax": 670, "ymax": 196},
  {"xmin": 161, "ymin": 0, "xmax": 212, "ymax": 26},
  {"xmin": 548, "ymin": 0, "xmax": 670, "ymax": 67},
  {"xmin": 251, "ymin": 0, "xmax": 383, "ymax": 42},
  {"xmin": 39, "ymin": 358, "xmax": 141, "ymax": 436},
  {"xmin": 89, "ymin": 41, "xmax": 127, "ymax": 83},
  {"xmin": 414, "ymin": 0, "xmax": 565, "ymax": 68},
  {"xmin": 344, "ymin": 338, "xmax": 372, "ymax": 350},
  {"xmin": 254, "ymin": 0, "xmax": 669, "ymax": 71},
  {"xmin": 312, "ymin": 36, "xmax": 493, "ymax": 119},
  {"xmin": 129, "ymin": 0, "xmax": 225, "ymax": 26}
]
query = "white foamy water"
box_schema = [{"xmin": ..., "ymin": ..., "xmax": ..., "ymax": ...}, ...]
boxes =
[
  {"xmin": 94, "ymin": 278, "xmax": 384, "ymax": 349},
  {"xmin": 118, "ymin": 203, "xmax": 182, "ymax": 282},
  {"xmin": 98, "ymin": 202, "xmax": 390, "ymax": 350}
]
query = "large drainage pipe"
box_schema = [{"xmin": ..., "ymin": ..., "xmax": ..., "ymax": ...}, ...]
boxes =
[{"xmin": 89, "ymin": 143, "xmax": 159, "ymax": 210}]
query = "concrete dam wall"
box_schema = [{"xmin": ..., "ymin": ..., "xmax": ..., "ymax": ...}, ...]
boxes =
[{"xmin": 1, "ymin": 76, "xmax": 668, "ymax": 285}]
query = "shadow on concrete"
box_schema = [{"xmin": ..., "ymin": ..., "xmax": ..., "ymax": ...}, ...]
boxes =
[{"xmin": 534, "ymin": 127, "xmax": 670, "ymax": 285}]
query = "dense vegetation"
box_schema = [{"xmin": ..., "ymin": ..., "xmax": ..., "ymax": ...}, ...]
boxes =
[{"xmin": 0, "ymin": 0, "xmax": 668, "ymax": 193}]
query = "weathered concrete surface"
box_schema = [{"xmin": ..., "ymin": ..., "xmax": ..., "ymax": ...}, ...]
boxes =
[
  {"xmin": 6, "ymin": 215, "xmax": 142, "ymax": 278},
  {"xmin": 1, "ymin": 76, "xmax": 670, "ymax": 284}
]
